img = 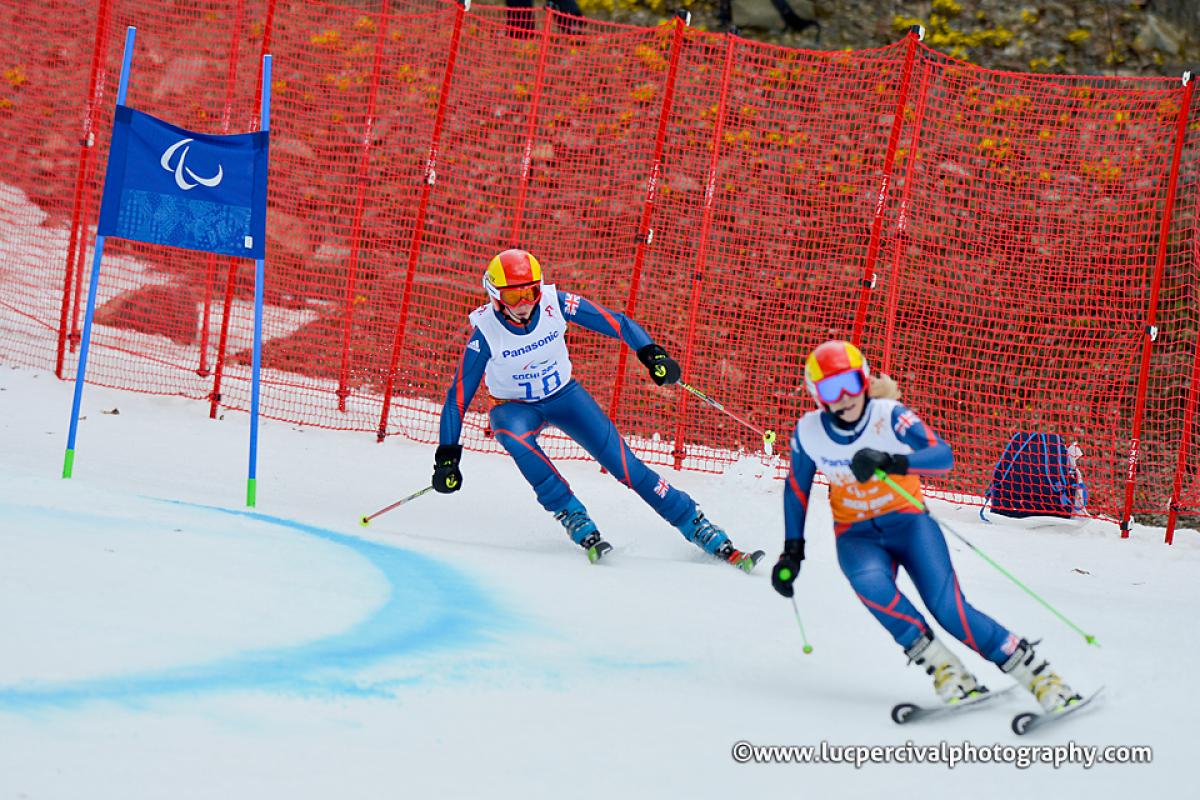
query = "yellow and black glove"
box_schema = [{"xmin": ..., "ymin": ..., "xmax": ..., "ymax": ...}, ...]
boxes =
[
  {"xmin": 636, "ymin": 343, "xmax": 681, "ymax": 386},
  {"xmin": 432, "ymin": 444, "xmax": 463, "ymax": 494}
]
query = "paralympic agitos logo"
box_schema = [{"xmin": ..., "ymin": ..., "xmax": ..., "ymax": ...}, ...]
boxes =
[{"xmin": 160, "ymin": 138, "xmax": 224, "ymax": 191}]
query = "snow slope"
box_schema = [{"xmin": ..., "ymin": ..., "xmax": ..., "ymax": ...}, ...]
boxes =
[{"xmin": 1, "ymin": 365, "xmax": 1196, "ymax": 798}]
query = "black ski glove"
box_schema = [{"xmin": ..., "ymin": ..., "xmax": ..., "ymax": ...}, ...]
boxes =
[
  {"xmin": 432, "ymin": 444, "xmax": 463, "ymax": 494},
  {"xmin": 849, "ymin": 448, "xmax": 909, "ymax": 484},
  {"xmin": 637, "ymin": 343, "xmax": 681, "ymax": 386},
  {"xmin": 771, "ymin": 539, "xmax": 805, "ymax": 598}
]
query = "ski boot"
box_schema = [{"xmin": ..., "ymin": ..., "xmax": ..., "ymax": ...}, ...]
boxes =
[
  {"xmin": 715, "ymin": 541, "xmax": 766, "ymax": 574},
  {"xmin": 905, "ymin": 632, "xmax": 983, "ymax": 705},
  {"xmin": 553, "ymin": 497, "xmax": 612, "ymax": 564},
  {"xmin": 1000, "ymin": 638, "xmax": 1082, "ymax": 713},
  {"xmin": 678, "ymin": 508, "xmax": 763, "ymax": 573}
]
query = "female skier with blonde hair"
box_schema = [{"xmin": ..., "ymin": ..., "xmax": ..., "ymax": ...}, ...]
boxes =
[{"xmin": 772, "ymin": 340, "xmax": 1081, "ymax": 715}]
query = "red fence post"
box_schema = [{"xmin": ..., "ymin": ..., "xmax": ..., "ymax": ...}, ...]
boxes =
[
  {"xmin": 850, "ymin": 26, "xmax": 923, "ymax": 345},
  {"xmin": 507, "ymin": 8, "xmax": 553, "ymax": 246},
  {"xmin": 1166, "ymin": 289, "xmax": 1200, "ymax": 544},
  {"xmin": 197, "ymin": 253, "xmax": 222, "ymax": 377},
  {"xmin": 56, "ymin": 0, "xmax": 113, "ymax": 379},
  {"xmin": 210, "ymin": 0, "xmax": 278, "ymax": 418},
  {"xmin": 606, "ymin": 13, "xmax": 688, "ymax": 424},
  {"xmin": 1120, "ymin": 73, "xmax": 1195, "ymax": 536},
  {"xmin": 209, "ymin": 257, "xmax": 241, "ymax": 418},
  {"xmin": 376, "ymin": 2, "xmax": 467, "ymax": 442},
  {"xmin": 1160, "ymin": 74, "xmax": 1199, "ymax": 544},
  {"xmin": 670, "ymin": 33, "xmax": 734, "ymax": 470},
  {"xmin": 67, "ymin": 152, "xmax": 99, "ymax": 355},
  {"xmin": 879, "ymin": 60, "xmax": 931, "ymax": 375},
  {"xmin": 336, "ymin": 0, "xmax": 392, "ymax": 412},
  {"xmin": 198, "ymin": 0, "xmax": 247, "ymax": 378}
]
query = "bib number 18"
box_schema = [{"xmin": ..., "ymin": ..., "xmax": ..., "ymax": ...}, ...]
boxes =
[{"xmin": 520, "ymin": 370, "xmax": 562, "ymax": 400}]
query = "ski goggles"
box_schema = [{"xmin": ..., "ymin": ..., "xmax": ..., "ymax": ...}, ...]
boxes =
[
  {"xmin": 497, "ymin": 283, "xmax": 541, "ymax": 308},
  {"xmin": 814, "ymin": 370, "xmax": 866, "ymax": 404}
]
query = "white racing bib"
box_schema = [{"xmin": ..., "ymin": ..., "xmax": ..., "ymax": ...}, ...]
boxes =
[
  {"xmin": 793, "ymin": 398, "xmax": 926, "ymax": 524},
  {"xmin": 470, "ymin": 284, "xmax": 573, "ymax": 401}
]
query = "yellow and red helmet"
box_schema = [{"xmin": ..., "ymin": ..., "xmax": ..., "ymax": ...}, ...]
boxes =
[
  {"xmin": 804, "ymin": 340, "xmax": 870, "ymax": 408},
  {"xmin": 484, "ymin": 249, "xmax": 543, "ymax": 310}
]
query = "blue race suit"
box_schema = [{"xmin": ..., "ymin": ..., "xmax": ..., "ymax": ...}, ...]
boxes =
[
  {"xmin": 438, "ymin": 290, "xmax": 694, "ymax": 528},
  {"xmin": 785, "ymin": 400, "xmax": 1018, "ymax": 665}
]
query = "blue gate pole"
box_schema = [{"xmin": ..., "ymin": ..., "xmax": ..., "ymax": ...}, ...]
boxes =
[
  {"xmin": 63, "ymin": 25, "xmax": 136, "ymax": 479},
  {"xmin": 246, "ymin": 53, "xmax": 272, "ymax": 507}
]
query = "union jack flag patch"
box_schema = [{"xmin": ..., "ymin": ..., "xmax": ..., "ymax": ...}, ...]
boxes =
[
  {"xmin": 564, "ymin": 293, "xmax": 581, "ymax": 315},
  {"xmin": 654, "ymin": 478, "xmax": 670, "ymax": 498},
  {"xmin": 896, "ymin": 410, "xmax": 920, "ymax": 436}
]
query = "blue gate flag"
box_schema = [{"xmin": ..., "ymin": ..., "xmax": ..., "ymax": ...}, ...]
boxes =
[{"xmin": 97, "ymin": 105, "xmax": 269, "ymax": 259}]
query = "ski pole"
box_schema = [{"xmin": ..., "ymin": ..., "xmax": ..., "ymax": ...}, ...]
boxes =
[
  {"xmin": 677, "ymin": 380, "xmax": 777, "ymax": 455},
  {"xmin": 789, "ymin": 596, "xmax": 814, "ymax": 654},
  {"xmin": 360, "ymin": 485, "xmax": 435, "ymax": 527},
  {"xmin": 876, "ymin": 470, "xmax": 1099, "ymax": 647}
]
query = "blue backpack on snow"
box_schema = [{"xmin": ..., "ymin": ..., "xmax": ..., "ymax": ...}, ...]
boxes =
[{"xmin": 983, "ymin": 432, "xmax": 1088, "ymax": 520}]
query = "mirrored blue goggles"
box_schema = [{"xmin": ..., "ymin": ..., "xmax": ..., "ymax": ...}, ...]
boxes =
[{"xmin": 815, "ymin": 370, "xmax": 866, "ymax": 403}]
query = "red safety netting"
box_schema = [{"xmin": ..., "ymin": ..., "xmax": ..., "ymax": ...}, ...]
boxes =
[
  {"xmin": 875, "ymin": 51, "xmax": 1199, "ymax": 527},
  {"xmin": 1, "ymin": 0, "xmax": 1198, "ymax": 534}
]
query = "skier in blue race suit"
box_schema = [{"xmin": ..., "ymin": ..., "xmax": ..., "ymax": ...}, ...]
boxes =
[
  {"xmin": 771, "ymin": 340, "xmax": 1082, "ymax": 713},
  {"xmin": 431, "ymin": 248, "xmax": 763, "ymax": 571}
]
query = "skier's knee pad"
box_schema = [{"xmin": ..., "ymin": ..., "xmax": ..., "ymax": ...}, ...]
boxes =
[
  {"xmin": 494, "ymin": 430, "xmax": 531, "ymax": 456},
  {"xmin": 843, "ymin": 567, "xmax": 897, "ymax": 600}
]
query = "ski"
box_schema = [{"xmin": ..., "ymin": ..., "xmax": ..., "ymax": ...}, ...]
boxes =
[
  {"xmin": 586, "ymin": 539, "xmax": 613, "ymax": 564},
  {"xmin": 730, "ymin": 549, "xmax": 766, "ymax": 573},
  {"xmin": 891, "ymin": 684, "xmax": 1016, "ymax": 725},
  {"xmin": 581, "ymin": 541, "xmax": 763, "ymax": 568},
  {"xmin": 1011, "ymin": 686, "xmax": 1104, "ymax": 735}
]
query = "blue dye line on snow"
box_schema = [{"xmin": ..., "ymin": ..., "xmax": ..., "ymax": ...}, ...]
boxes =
[
  {"xmin": 0, "ymin": 500, "xmax": 505, "ymax": 710},
  {"xmin": 586, "ymin": 656, "xmax": 687, "ymax": 671}
]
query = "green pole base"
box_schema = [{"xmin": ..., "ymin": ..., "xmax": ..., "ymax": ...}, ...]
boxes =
[
  {"xmin": 62, "ymin": 449, "xmax": 75, "ymax": 479},
  {"xmin": 246, "ymin": 477, "xmax": 257, "ymax": 508}
]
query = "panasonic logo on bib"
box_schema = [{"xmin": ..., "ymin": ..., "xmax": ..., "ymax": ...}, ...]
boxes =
[
  {"xmin": 821, "ymin": 457, "xmax": 853, "ymax": 467},
  {"xmin": 502, "ymin": 330, "xmax": 560, "ymax": 359}
]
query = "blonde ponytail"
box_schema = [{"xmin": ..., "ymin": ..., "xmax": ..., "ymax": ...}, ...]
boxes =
[{"xmin": 869, "ymin": 373, "xmax": 901, "ymax": 400}]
